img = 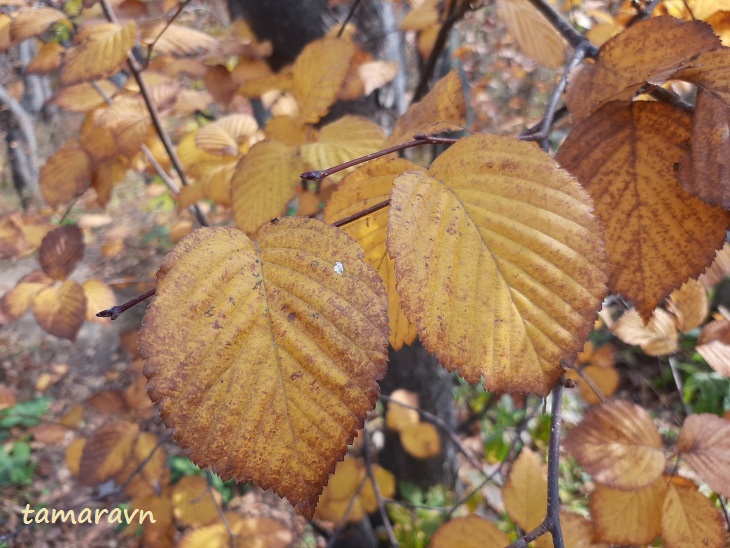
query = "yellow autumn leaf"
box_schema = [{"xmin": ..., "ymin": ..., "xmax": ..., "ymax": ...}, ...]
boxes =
[
  {"xmin": 400, "ymin": 0, "xmax": 439, "ymax": 31},
  {"xmin": 264, "ymin": 116, "xmax": 310, "ymax": 146},
  {"xmin": 116, "ymin": 431, "xmax": 170, "ymax": 498},
  {"xmin": 195, "ymin": 114, "xmax": 259, "ymax": 156},
  {"xmin": 400, "ymin": 422, "xmax": 441, "ymax": 459},
  {"xmin": 359, "ymin": 464, "xmax": 396, "ymax": 512},
  {"xmin": 661, "ymin": 477, "xmax": 726, "ymax": 548},
  {"xmin": 127, "ymin": 490, "xmax": 174, "ymax": 547},
  {"xmin": 495, "ymin": 0, "xmax": 566, "ymax": 69},
  {"xmin": 502, "ymin": 448, "xmax": 547, "ymax": 532},
  {"xmin": 556, "ymin": 101, "xmax": 730, "ymax": 320},
  {"xmin": 301, "ymin": 115, "xmax": 386, "ymax": 182},
  {"xmin": 667, "ymin": 279, "xmax": 708, "ymax": 333},
  {"xmin": 564, "ymin": 17, "xmax": 720, "ymax": 122},
  {"xmin": 78, "ymin": 421, "xmax": 139, "ymax": 485},
  {"xmin": 26, "ymin": 41, "xmax": 64, "ymax": 74},
  {"xmin": 589, "ymin": 478, "xmax": 667, "ymax": 545},
  {"xmin": 40, "ymin": 139, "xmax": 92, "ymax": 209},
  {"xmin": 33, "ymin": 280, "xmax": 87, "ymax": 341},
  {"xmin": 141, "ymin": 21, "xmax": 220, "ymax": 57},
  {"xmin": 10, "ymin": 7, "xmax": 68, "ymax": 43},
  {"xmin": 179, "ymin": 513, "xmax": 292, "ymax": 548},
  {"xmin": 61, "ymin": 21, "xmax": 137, "ymax": 85},
  {"xmin": 1, "ymin": 270, "xmax": 53, "ymax": 320},
  {"xmin": 292, "ymin": 37, "xmax": 357, "ymax": 123},
  {"xmin": 39, "ymin": 225, "xmax": 85, "ymax": 281},
  {"xmin": 678, "ymin": 413, "xmax": 730, "ymax": 497},
  {"xmin": 50, "ymin": 81, "xmax": 119, "ymax": 112},
  {"xmin": 172, "ymin": 475, "xmax": 221, "ymax": 527},
  {"xmin": 560, "ymin": 512, "xmax": 608, "ymax": 548},
  {"xmin": 95, "ymin": 95, "xmax": 152, "ymax": 157},
  {"xmin": 389, "ymin": 70, "xmax": 466, "ymax": 145},
  {"xmin": 387, "ymin": 134, "xmax": 608, "ymax": 395},
  {"xmin": 324, "ymin": 158, "xmax": 422, "ymax": 349},
  {"xmin": 563, "ymin": 400, "xmax": 665, "ymax": 489},
  {"xmin": 140, "ymin": 220, "xmax": 389, "ymax": 518},
  {"xmin": 430, "ymin": 515, "xmax": 510, "ymax": 547},
  {"xmin": 65, "ymin": 437, "xmax": 86, "ymax": 476},
  {"xmin": 611, "ymin": 308, "xmax": 678, "ymax": 356},
  {"xmin": 82, "ymin": 279, "xmax": 115, "ymax": 322},
  {"xmin": 385, "ymin": 388, "xmax": 420, "ymax": 432},
  {"xmin": 231, "ymin": 141, "xmax": 304, "ymax": 234}
]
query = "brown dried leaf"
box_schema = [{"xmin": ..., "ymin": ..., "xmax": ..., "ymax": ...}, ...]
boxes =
[
  {"xmin": 61, "ymin": 21, "xmax": 137, "ymax": 85},
  {"xmin": 678, "ymin": 413, "xmax": 730, "ymax": 497},
  {"xmin": 39, "ymin": 225, "xmax": 85, "ymax": 281},
  {"xmin": 561, "ymin": 512, "xmax": 608, "ymax": 548},
  {"xmin": 495, "ymin": 0, "xmax": 566, "ymax": 69},
  {"xmin": 430, "ymin": 515, "xmax": 510, "ymax": 548},
  {"xmin": 667, "ymin": 279, "xmax": 708, "ymax": 333},
  {"xmin": 141, "ymin": 21, "xmax": 219, "ymax": 57},
  {"xmin": 32, "ymin": 280, "xmax": 87, "ymax": 341},
  {"xmin": 699, "ymin": 243, "xmax": 730, "ymax": 288},
  {"xmin": 563, "ymin": 400, "xmax": 665, "ymax": 489},
  {"xmin": 612, "ymin": 308, "xmax": 679, "ymax": 356},
  {"xmin": 50, "ymin": 81, "xmax": 119, "ymax": 112},
  {"xmin": 40, "ymin": 139, "xmax": 92, "ymax": 208},
  {"xmin": 65, "ymin": 437, "xmax": 86, "ymax": 476},
  {"xmin": 26, "ymin": 42, "xmax": 65, "ymax": 75},
  {"xmin": 0, "ymin": 384, "xmax": 16, "ymax": 411},
  {"xmin": 697, "ymin": 319, "xmax": 730, "ymax": 377},
  {"xmin": 195, "ymin": 114, "xmax": 258, "ymax": 156},
  {"xmin": 78, "ymin": 421, "xmax": 139, "ymax": 485},
  {"xmin": 556, "ymin": 101, "xmax": 730, "ymax": 320},
  {"xmin": 10, "ymin": 7, "xmax": 67, "ymax": 43},
  {"xmin": 1, "ymin": 270, "xmax": 53, "ymax": 320},
  {"xmin": 564, "ymin": 17, "xmax": 720, "ymax": 122}
]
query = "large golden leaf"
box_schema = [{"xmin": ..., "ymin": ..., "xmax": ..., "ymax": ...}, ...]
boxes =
[
  {"xmin": 32, "ymin": 280, "xmax": 87, "ymax": 341},
  {"xmin": 387, "ymin": 134, "xmax": 608, "ymax": 395},
  {"xmin": 324, "ymin": 158, "xmax": 423, "ymax": 350},
  {"xmin": 389, "ymin": 70, "xmax": 466, "ymax": 145},
  {"xmin": 589, "ymin": 478, "xmax": 667, "ymax": 545},
  {"xmin": 661, "ymin": 477, "xmax": 726, "ymax": 548},
  {"xmin": 292, "ymin": 37, "xmax": 357, "ymax": 123},
  {"xmin": 556, "ymin": 101, "xmax": 730, "ymax": 320},
  {"xmin": 564, "ymin": 17, "xmax": 720, "ymax": 122},
  {"xmin": 677, "ymin": 413, "xmax": 730, "ymax": 497},
  {"xmin": 140, "ymin": 220, "xmax": 388, "ymax": 518},
  {"xmin": 60, "ymin": 22, "xmax": 137, "ymax": 85},
  {"xmin": 495, "ymin": 0, "xmax": 566, "ymax": 69},
  {"xmin": 301, "ymin": 116, "xmax": 386, "ymax": 182},
  {"xmin": 563, "ymin": 400, "xmax": 665, "ymax": 489},
  {"xmin": 231, "ymin": 141, "xmax": 304, "ymax": 234}
]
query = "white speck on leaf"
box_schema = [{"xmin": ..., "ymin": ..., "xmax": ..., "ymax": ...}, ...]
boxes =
[{"xmin": 333, "ymin": 262, "xmax": 345, "ymax": 276}]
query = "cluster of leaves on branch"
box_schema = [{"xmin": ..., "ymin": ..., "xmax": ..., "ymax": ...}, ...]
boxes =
[{"xmin": 1, "ymin": 0, "xmax": 730, "ymax": 545}]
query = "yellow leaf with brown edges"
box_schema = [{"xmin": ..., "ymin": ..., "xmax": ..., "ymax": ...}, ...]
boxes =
[
  {"xmin": 400, "ymin": 422, "xmax": 441, "ymax": 459},
  {"xmin": 430, "ymin": 515, "xmax": 510, "ymax": 548},
  {"xmin": 564, "ymin": 17, "xmax": 720, "ymax": 123},
  {"xmin": 40, "ymin": 139, "xmax": 92, "ymax": 208},
  {"xmin": 661, "ymin": 477, "xmax": 726, "ymax": 548},
  {"xmin": 96, "ymin": 95, "xmax": 152, "ymax": 157},
  {"xmin": 612, "ymin": 308, "xmax": 678, "ymax": 356},
  {"xmin": 387, "ymin": 134, "xmax": 608, "ymax": 395},
  {"xmin": 231, "ymin": 141, "xmax": 304, "ymax": 234},
  {"xmin": 502, "ymin": 448, "xmax": 547, "ymax": 532},
  {"xmin": 1, "ymin": 270, "xmax": 53, "ymax": 320},
  {"xmin": 556, "ymin": 101, "xmax": 730, "ymax": 320},
  {"xmin": 10, "ymin": 7, "xmax": 68, "ymax": 43},
  {"xmin": 389, "ymin": 70, "xmax": 466, "ymax": 145},
  {"xmin": 195, "ymin": 114, "xmax": 258, "ymax": 156},
  {"xmin": 172, "ymin": 475, "xmax": 221, "ymax": 527},
  {"xmin": 589, "ymin": 478, "xmax": 667, "ymax": 545},
  {"xmin": 667, "ymin": 279, "xmax": 708, "ymax": 333},
  {"xmin": 292, "ymin": 37, "xmax": 356, "ymax": 123},
  {"xmin": 33, "ymin": 280, "xmax": 87, "ymax": 341},
  {"xmin": 678, "ymin": 413, "xmax": 730, "ymax": 497},
  {"xmin": 324, "ymin": 158, "xmax": 422, "ymax": 349},
  {"xmin": 140, "ymin": 220, "xmax": 388, "ymax": 518},
  {"xmin": 61, "ymin": 21, "xmax": 137, "ymax": 85},
  {"xmin": 39, "ymin": 225, "xmax": 85, "ymax": 281},
  {"xmin": 564, "ymin": 400, "xmax": 665, "ymax": 489},
  {"xmin": 496, "ymin": 0, "xmax": 566, "ymax": 69},
  {"xmin": 301, "ymin": 115, "xmax": 386, "ymax": 183},
  {"xmin": 78, "ymin": 421, "xmax": 139, "ymax": 485}
]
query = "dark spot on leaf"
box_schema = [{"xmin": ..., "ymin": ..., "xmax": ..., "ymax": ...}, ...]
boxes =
[
  {"xmin": 290, "ymin": 371, "xmax": 303, "ymax": 381},
  {"xmin": 288, "ymin": 312, "xmax": 296, "ymax": 322}
]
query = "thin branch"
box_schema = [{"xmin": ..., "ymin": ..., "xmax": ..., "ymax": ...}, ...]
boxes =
[
  {"xmin": 363, "ymin": 423, "xmax": 398, "ymax": 547},
  {"xmin": 332, "ymin": 199, "xmax": 390, "ymax": 228},
  {"xmin": 98, "ymin": 0, "xmax": 209, "ymax": 228},
  {"xmin": 206, "ymin": 469, "xmax": 235, "ymax": 545},
  {"xmin": 525, "ymin": 0, "xmax": 597, "ymax": 57},
  {"xmin": 145, "ymin": 0, "xmax": 195, "ymax": 66},
  {"xmin": 668, "ymin": 357, "xmax": 691, "ymax": 417},
  {"xmin": 507, "ymin": 379, "xmax": 566, "ymax": 548},
  {"xmin": 325, "ymin": 474, "xmax": 370, "ymax": 548},
  {"xmin": 518, "ymin": 44, "xmax": 589, "ymax": 151},
  {"xmin": 719, "ymin": 496, "xmax": 730, "ymax": 531},
  {"xmin": 412, "ymin": 0, "xmax": 472, "ymax": 103},
  {"xmin": 97, "ymin": 288, "xmax": 156, "ymax": 320},
  {"xmin": 300, "ymin": 134, "xmax": 458, "ymax": 184},
  {"xmin": 563, "ymin": 362, "xmax": 606, "ymax": 404},
  {"xmin": 626, "ymin": 0, "xmax": 663, "ymax": 27},
  {"xmin": 337, "ymin": 0, "xmax": 362, "ymax": 39}
]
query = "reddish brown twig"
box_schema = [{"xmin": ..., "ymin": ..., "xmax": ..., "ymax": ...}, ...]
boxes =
[{"xmin": 97, "ymin": 288, "xmax": 156, "ymax": 320}]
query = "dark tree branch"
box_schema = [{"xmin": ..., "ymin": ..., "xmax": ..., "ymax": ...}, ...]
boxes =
[
  {"xmin": 363, "ymin": 423, "xmax": 398, "ymax": 547},
  {"xmin": 412, "ymin": 0, "xmax": 472, "ymax": 103},
  {"xmin": 332, "ymin": 199, "xmax": 390, "ymax": 228},
  {"xmin": 300, "ymin": 134, "xmax": 458, "ymax": 184},
  {"xmin": 337, "ymin": 0, "xmax": 363, "ymax": 38},
  {"xmin": 144, "ymin": 0, "xmax": 195, "ymax": 66},
  {"xmin": 507, "ymin": 379, "xmax": 566, "ymax": 548},
  {"xmin": 97, "ymin": 288, "xmax": 156, "ymax": 320},
  {"xmin": 525, "ymin": 0, "xmax": 597, "ymax": 57}
]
